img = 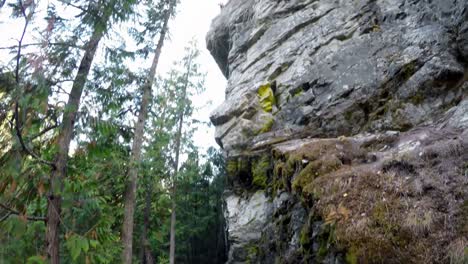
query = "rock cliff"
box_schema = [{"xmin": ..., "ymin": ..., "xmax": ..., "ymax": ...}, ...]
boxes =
[{"xmin": 207, "ymin": 0, "xmax": 468, "ymax": 263}]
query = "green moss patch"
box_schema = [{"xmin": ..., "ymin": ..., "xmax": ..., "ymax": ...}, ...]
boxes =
[
  {"xmin": 258, "ymin": 83, "xmax": 276, "ymax": 112},
  {"xmin": 256, "ymin": 118, "xmax": 274, "ymax": 134},
  {"xmin": 251, "ymin": 155, "xmax": 270, "ymax": 189},
  {"xmin": 245, "ymin": 243, "xmax": 262, "ymax": 264}
]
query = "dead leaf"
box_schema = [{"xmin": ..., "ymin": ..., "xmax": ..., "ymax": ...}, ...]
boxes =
[{"xmin": 38, "ymin": 181, "xmax": 45, "ymax": 196}]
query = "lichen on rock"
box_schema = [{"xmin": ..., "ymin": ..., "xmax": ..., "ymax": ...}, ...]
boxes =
[{"xmin": 257, "ymin": 83, "xmax": 276, "ymax": 113}]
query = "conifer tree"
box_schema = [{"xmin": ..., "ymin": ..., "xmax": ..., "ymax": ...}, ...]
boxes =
[{"xmin": 121, "ymin": 0, "xmax": 177, "ymax": 262}]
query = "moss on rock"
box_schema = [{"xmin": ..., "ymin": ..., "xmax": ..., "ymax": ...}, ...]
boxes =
[
  {"xmin": 291, "ymin": 153, "xmax": 343, "ymax": 202},
  {"xmin": 226, "ymin": 130, "xmax": 466, "ymax": 263},
  {"xmin": 245, "ymin": 243, "xmax": 261, "ymax": 264},
  {"xmin": 227, "ymin": 159, "xmax": 239, "ymax": 177},
  {"xmin": 269, "ymin": 135, "xmax": 467, "ymax": 263},
  {"xmin": 252, "ymin": 155, "xmax": 270, "ymax": 189},
  {"xmin": 257, "ymin": 118, "xmax": 274, "ymax": 134}
]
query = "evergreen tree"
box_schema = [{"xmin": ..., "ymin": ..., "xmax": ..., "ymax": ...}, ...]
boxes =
[
  {"xmin": 0, "ymin": 1, "xmax": 227, "ymax": 263},
  {"xmin": 121, "ymin": 0, "xmax": 177, "ymax": 262}
]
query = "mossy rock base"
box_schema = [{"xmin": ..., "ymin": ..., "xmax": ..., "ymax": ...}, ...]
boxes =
[{"xmin": 226, "ymin": 127, "xmax": 468, "ymax": 264}]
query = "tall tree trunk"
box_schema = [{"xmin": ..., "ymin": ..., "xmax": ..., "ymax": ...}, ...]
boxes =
[
  {"xmin": 169, "ymin": 50, "xmax": 194, "ymax": 264},
  {"xmin": 121, "ymin": 2, "xmax": 175, "ymax": 262},
  {"xmin": 141, "ymin": 109, "xmax": 168, "ymax": 264},
  {"xmin": 46, "ymin": 16, "xmax": 107, "ymax": 264},
  {"xmin": 169, "ymin": 113, "xmax": 183, "ymax": 264},
  {"xmin": 141, "ymin": 183, "xmax": 154, "ymax": 264}
]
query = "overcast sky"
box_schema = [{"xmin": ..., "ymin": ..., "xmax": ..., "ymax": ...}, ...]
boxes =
[
  {"xmin": 163, "ymin": 0, "xmax": 228, "ymax": 152},
  {"xmin": 0, "ymin": 0, "xmax": 228, "ymax": 153}
]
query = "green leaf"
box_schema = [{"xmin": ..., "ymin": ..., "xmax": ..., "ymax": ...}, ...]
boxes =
[
  {"xmin": 71, "ymin": 243, "xmax": 81, "ymax": 260},
  {"xmin": 78, "ymin": 237, "xmax": 89, "ymax": 253},
  {"xmin": 89, "ymin": 239, "xmax": 99, "ymax": 248},
  {"xmin": 66, "ymin": 235, "xmax": 82, "ymax": 261},
  {"xmin": 26, "ymin": 256, "xmax": 46, "ymax": 264}
]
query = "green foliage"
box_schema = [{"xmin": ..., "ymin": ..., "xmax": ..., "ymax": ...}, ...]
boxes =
[
  {"xmin": 345, "ymin": 248, "xmax": 358, "ymax": 264},
  {"xmin": 65, "ymin": 235, "xmax": 89, "ymax": 261},
  {"xmin": 0, "ymin": 218, "xmax": 46, "ymax": 263},
  {"xmin": 26, "ymin": 256, "xmax": 46, "ymax": 264},
  {"xmin": 0, "ymin": 2, "xmax": 227, "ymax": 264}
]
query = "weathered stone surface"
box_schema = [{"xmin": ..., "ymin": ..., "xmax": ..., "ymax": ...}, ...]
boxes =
[
  {"xmin": 208, "ymin": 0, "xmax": 467, "ymax": 153},
  {"xmin": 207, "ymin": 0, "xmax": 468, "ymax": 263},
  {"xmin": 224, "ymin": 190, "xmax": 273, "ymax": 263}
]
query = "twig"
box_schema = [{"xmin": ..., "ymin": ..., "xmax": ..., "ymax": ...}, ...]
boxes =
[
  {"xmin": 51, "ymin": 86, "xmax": 71, "ymax": 96},
  {"xmin": 0, "ymin": 202, "xmax": 46, "ymax": 222},
  {"xmin": 83, "ymin": 219, "xmax": 101, "ymax": 237},
  {"xmin": 28, "ymin": 124, "xmax": 59, "ymax": 141},
  {"xmin": 14, "ymin": 102, "xmax": 56, "ymax": 168},
  {"xmin": 0, "ymin": 212, "xmax": 12, "ymax": 222},
  {"xmin": 0, "ymin": 42, "xmax": 82, "ymax": 50},
  {"xmin": 15, "ymin": 0, "xmax": 29, "ymax": 84},
  {"xmin": 13, "ymin": 1, "xmax": 56, "ymax": 169},
  {"xmin": 60, "ymin": 1, "xmax": 88, "ymax": 13}
]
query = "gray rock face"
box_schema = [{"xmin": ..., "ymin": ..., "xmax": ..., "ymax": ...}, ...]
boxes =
[
  {"xmin": 207, "ymin": 0, "xmax": 467, "ymax": 263},
  {"xmin": 208, "ymin": 0, "xmax": 467, "ymax": 155},
  {"xmin": 224, "ymin": 190, "xmax": 272, "ymax": 263},
  {"xmin": 223, "ymin": 190, "xmax": 314, "ymax": 263}
]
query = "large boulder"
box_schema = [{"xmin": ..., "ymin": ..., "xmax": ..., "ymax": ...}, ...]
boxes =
[
  {"xmin": 207, "ymin": 0, "xmax": 468, "ymax": 263},
  {"xmin": 207, "ymin": 0, "xmax": 467, "ymax": 155}
]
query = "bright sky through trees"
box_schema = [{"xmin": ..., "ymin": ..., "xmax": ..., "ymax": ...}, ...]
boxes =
[
  {"xmin": 0, "ymin": 1, "xmax": 230, "ymax": 262},
  {"xmin": 0, "ymin": 0, "xmax": 228, "ymax": 152},
  {"xmin": 157, "ymin": 0, "xmax": 228, "ymax": 151}
]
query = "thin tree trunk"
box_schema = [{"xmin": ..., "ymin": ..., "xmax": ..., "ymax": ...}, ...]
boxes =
[
  {"xmin": 46, "ymin": 16, "xmax": 107, "ymax": 264},
  {"xmin": 141, "ymin": 183, "xmax": 154, "ymax": 264},
  {"xmin": 169, "ymin": 114, "xmax": 183, "ymax": 264},
  {"xmin": 121, "ymin": 2, "xmax": 175, "ymax": 262},
  {"xmin": 169, "ymin": 50, "xmax": 194, "ymax": 264},
  {"xmin": 142, "ymin": 109, "xmax": 168, "ymax": 264}
]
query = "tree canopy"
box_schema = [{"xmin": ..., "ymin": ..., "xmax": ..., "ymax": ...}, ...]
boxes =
[{"xmin": 0, "ymin": 1, "xmax": 227, "ymax": 263}]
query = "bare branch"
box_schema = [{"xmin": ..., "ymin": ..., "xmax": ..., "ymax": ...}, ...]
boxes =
[
  {"xmin": 0, "ymin": 42, "xmax": 83, "ymax": 50},
  {"xmin": 0, "ymin": 202, "xmax": 46, "ymax": 222},
  {"xmin": 15, "ymin": 0, "xmax": 29, "ymax": 84},
  {"xmin": 14, "ymin": 102, "xmax": 57, "ymax": 168},
  {"xmin": 12, "ymin": 1, "xmax": 56, "ymax": 169},
  {"xmin": 59, "ymin": 0, "xmax": 94, "ymax": 18},
  {"xmin": 0, "ymin": 212, "xmax": 12, "ymax": 222},
  {"xmin": 29, "ymin": 124, "xmax": 59, "ymax": 141}
]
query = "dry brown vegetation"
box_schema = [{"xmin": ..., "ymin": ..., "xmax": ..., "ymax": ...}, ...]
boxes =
[{"xmin": 269, "ymin": 129, "xmax": 468, "ymax": 263}]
